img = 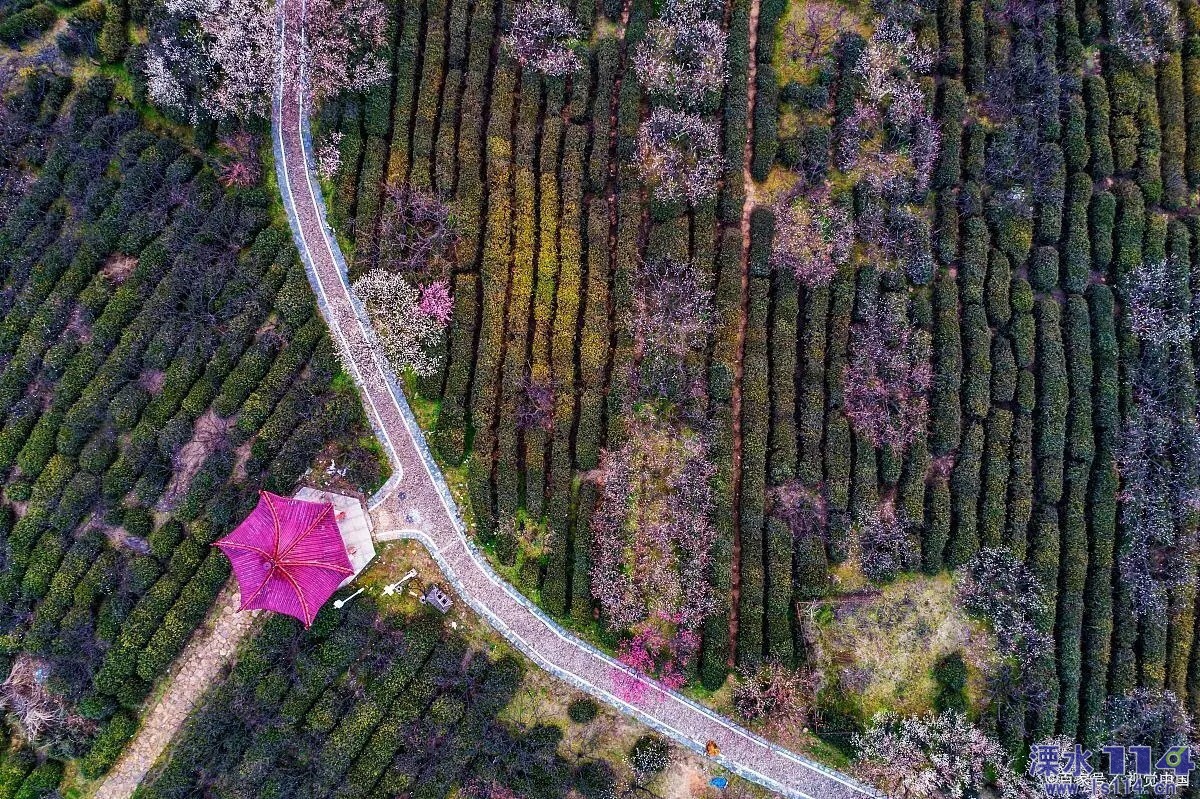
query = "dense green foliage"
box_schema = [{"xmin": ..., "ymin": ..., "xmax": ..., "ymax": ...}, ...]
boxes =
[
  {"xmin": 325, "ymin": 0, "xmax": 1200, "ymax": 755},
  {"xmin": 140, "ymin": 601, "xmax": 616, "ymax": 799},
  {"xmin": 0, "ymin": 57, "xmax": 380, "ymax": 794}
]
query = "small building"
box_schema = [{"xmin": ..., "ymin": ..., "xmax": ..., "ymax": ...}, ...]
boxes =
[
  {"xmin": 422, "ymin": 585, "xmax": 454, "ymax": 613},
  {"xmin": 294, "ymin": 487, "xmax": 376, "ymax": 587}
]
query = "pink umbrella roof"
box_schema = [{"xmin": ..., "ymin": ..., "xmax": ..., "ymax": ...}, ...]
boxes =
[{"xmin": 215, "ymin": 491, "xmax": 353, "ymax": 627}]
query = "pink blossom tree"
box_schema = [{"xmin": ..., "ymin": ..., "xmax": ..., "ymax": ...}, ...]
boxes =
[
  {"xmin": 635, "ymin": 107, "xmax": 722, "ymax": 204},
  {"xmin": 215, "ymin": 131, "xmax": 262, "ymax": 188},
  {"xmin": 146, "ymin": 0, "xmax": 276, "ymax": 121},
  {"xmin": 842, "ymin": 304, "xmax": 931, "ymax": 453},
  {"xmin": 501, "ymin": 0, "xmax": 584, "ymax": 76},
  {"xmin": 289, "ymin": 0, "xmax": 391, "ymax": 102},
  {"xmin": 418, "ymin": 279, "xmax": 455, "ymax": 326}
]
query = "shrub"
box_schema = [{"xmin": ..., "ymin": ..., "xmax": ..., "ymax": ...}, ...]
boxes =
[
  {"xmin": 0, "ymin": 4, "xmax": 56, "ymax": 46},
  {"xmin": 567, "ymin": 697, "xmax": 598, "ymax": 724},
  {"xmin": 79, "ymin": 711, "xmax": 137, "ymax": 778},
  {"xmin": 932, "ymin": 651, "xmax": 968, "ymax": 713},
  {"xmin": 573, "ymin": 760, "xmax": 615, "ymax": 799},
  {"xmin": 628, "ymin": 736, "xmax": 670, "ymax": 782}
]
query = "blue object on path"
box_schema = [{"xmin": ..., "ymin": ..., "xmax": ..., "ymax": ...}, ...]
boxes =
[{"xmin": 709, "ymin": 777, "xmax": 728, "ymax": 790}]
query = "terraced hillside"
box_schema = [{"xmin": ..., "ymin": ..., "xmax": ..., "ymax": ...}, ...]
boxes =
[
  {"xmin": 324, "ymin": 0, "xmax": 1200, "ymax": 759},
  {"xmin": 0, "ymin": 45, "xmax": 385, "ymax": 796},
  {"xmin": 322, "ymin": 0, "xmax": 768, "ymax": 690}
]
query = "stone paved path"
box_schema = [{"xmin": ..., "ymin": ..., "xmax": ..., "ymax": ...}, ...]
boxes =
[
  {"xmin": 271, "ymin": 4, "xmax": 880, "ymax": 798},
  {"xmin": 92, "ymin": 582, "xmax": 258, "ymax": 799}
]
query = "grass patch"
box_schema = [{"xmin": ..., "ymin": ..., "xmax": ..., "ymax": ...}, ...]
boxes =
[{"xmin": 807, "ymin": 571, "xmax": 998, "ymax": 721}]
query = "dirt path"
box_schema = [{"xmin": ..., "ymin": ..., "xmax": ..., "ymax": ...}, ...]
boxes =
[
  {"xmin": 728, "ymin": 0, "xmax": 763, "ymax": 665},
  {"xmin": 92, "ymin": 583, "xmax": 258, "ymax": 799}
]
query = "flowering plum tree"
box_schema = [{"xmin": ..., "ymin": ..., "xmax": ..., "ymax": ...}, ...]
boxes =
[
  {"xmin": 854, "ymin": 710, "xmax": 1031, "ymax": 799},
  {"xmin": 515, "ymin": 373, "xmax": 555, "ymax": 432},
  {"xmin": 635, "ymin": 107, "xmax": 722, "ymax": 204},
  {"xmin": 501, "ymin": 0, "xmax": 584, "ymax": 76},
  {"xmin": 418, "ymin": 279, "xmax": 455, "ymax": 326},
  {"xmin": 782, "ymin": 1, "xmax": 847, "ymax": 69},
  {"xmin": 842, "ymin": 304, "xmax": 931, "ymax": 453},
  {"xmin": 768, "ymin": 480, "xmax": 827, "ymax": 541},
  {"xmin": 314, "ymin": 131, "xmax": 343, "ymax": 181},
  {"xmin": 1121, "ymin": 257, "xmax": 1198, "ymax": 346},
  {"xmin": 856, "ymin": 498, "xmax": 918, "ymax": 582},
  {"xmin": 633, "ymin": 0, "xmax": 728, "ymax": 107},
  {"xmin": 628, "ymin": 736, "xmax": 672, "ymax": 784},
  {"xmin": 625, "ymin": 255, "xmax": 714, "ymax": 401},
  {"xmin": 1104, "ymin": 688, "xmax": 1194, "ymax": 752},
  {"xmin": 958, "ymin": 547, "xmax": 1052, "ymax": 668},
  {"xmin": 145, "ymin": 0, "xmax": 389, "ymax": 121},
  {"xmin": 297, "ymin": 0, "xmax": 391, "ymax": 101},
  {"xmin": 770, "ymin": 188, "xmax": 854, "ymax": 288},
  {"xmin": 351, "ymin": 270, "xmax": 449, "ymax": 377},
  {"xmin": 1116, "ymin": 352, "xmax": 1200, "ymax": 616},
  {"xmin": 822, "ymin": 9, "xmax": 939, "ymax": 277},
  {"xmin": 590, "ymin": 409, "xmax": 716, "ymax": 684},
  {"xmin": 215, "ymin": 131, "xmax": 262, "ymax": 188}
]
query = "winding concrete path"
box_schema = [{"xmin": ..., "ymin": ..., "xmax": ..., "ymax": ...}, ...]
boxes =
[{"xmin": 271, "ymin": 4, "xmax": 878, "ymax": 798}]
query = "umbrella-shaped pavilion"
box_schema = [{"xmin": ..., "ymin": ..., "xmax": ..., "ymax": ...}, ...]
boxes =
[{"xmin": 215, "ymin": 490, "xmax": 360, "ymax": 627}]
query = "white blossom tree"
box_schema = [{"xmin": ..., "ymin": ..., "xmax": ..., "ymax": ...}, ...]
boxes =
[
  {"xmin": 1122, "ymin": 256, "xmax": 1198, "ymax": 346},
  {"xmin": 352, "ymin": 270, "xmax": 448, "ymax": 377},
  {"xmin": 856, "ymin": 498, "xmax": 918, "ymax": 582},
  {"xmin": 501, "ymin": 0, "xmax": 584, "ymax": 76},
  {"xmin": 957, "ymin": 547, "xmax": 1052, "ymax": 669},
  {"xmin": 770, "ymin": 187, "xmax": 854, "ymax": 288},
  {"xmin": 1104, "ymin": 687, "xmax": 1194, "ymax": 752},
  {"xmin": 1108, "ymin": 0, "xmax": 1181, "ymax": 63},
  {"xmin": 854, "ymin": 710, "xmax": 1033, "ymax": 799},
  {"xmin": 632, "ymin": 0, "xmax": 728, "ymax": 107},
  {"xmin": 635, "ymin": 107, "xmax": 722, "ymax": 204}
]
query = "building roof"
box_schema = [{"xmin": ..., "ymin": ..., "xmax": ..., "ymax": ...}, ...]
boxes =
[
  {"xmin": 424, "ymin": 585, "xmax": 453, "ymax": 613},
  {"xmin": 215, "ymin": 491, "xmax": 354, "ymax": 627},
  {"xmin": 294, "ymin": 487, "xmax": 376, "ymax": 586}
]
